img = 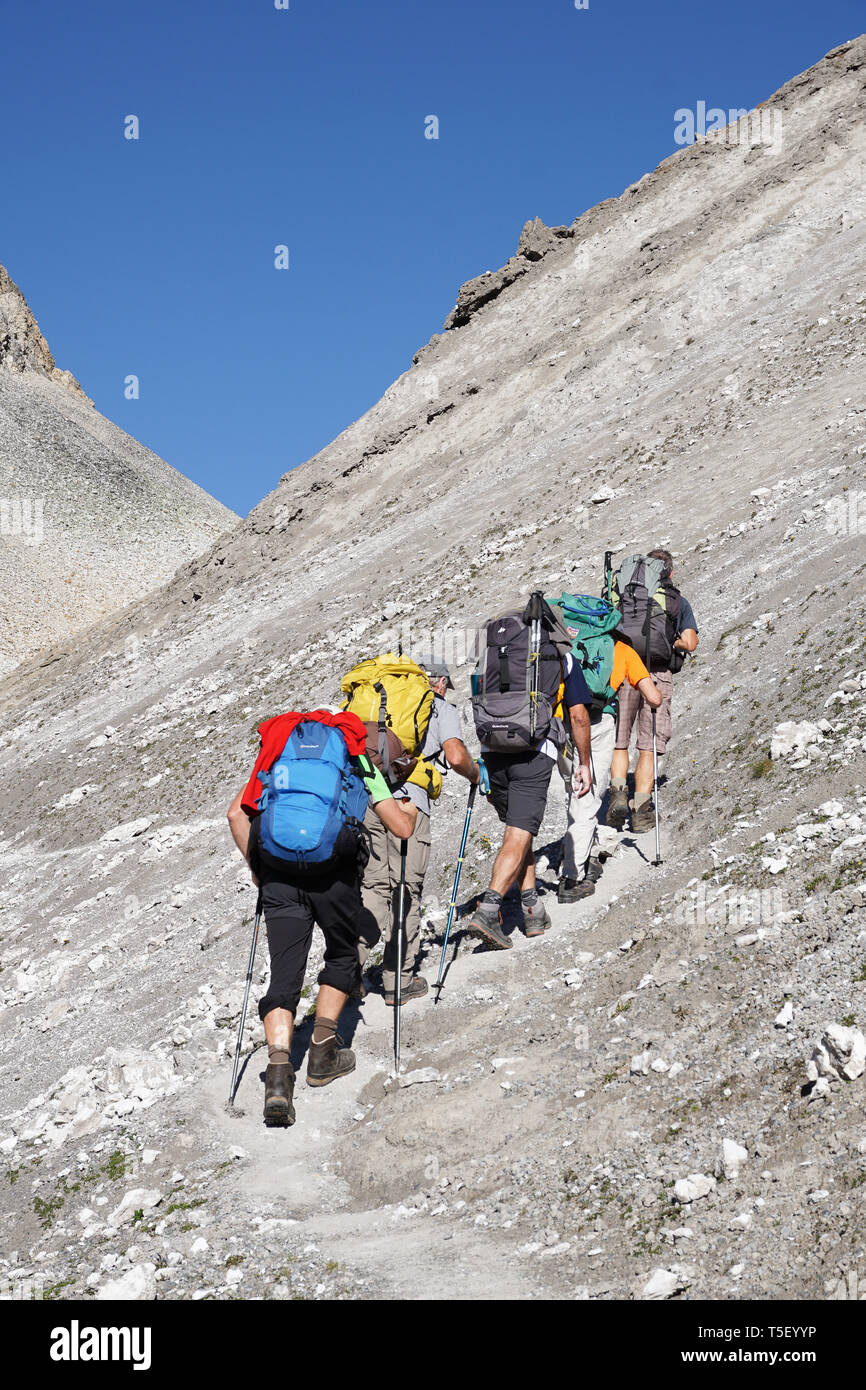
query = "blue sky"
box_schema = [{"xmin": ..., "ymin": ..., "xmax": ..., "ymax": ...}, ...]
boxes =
[{"xmin": 2, "ymin": 0, "xmax": 860, "ymax": 515}]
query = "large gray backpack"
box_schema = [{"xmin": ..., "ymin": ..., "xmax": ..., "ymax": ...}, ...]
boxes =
[
  {"xmin": 611, "ymin": 555, "xmax": 683, "ymax": 672},
  {"xmin": 472, "ymin": 594, "xmax": 572, "ymax": 751}
]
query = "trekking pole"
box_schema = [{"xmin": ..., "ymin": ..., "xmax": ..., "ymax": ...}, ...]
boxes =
[
  {"xmin": 394, "ymin": 839, "xmax": 408, "ymax": 1074},
  {"xmin": 526, "ymin": 591, "xmax": 544, "ymax": 741},
  {"xmin": 652, "ymin": 709, "xmax": 662, "ymax": 867},
  {"xmin": 603, "ymin": 551, "xmax": 613, "ymax": 603},
  {"xmin": 433, "ymin": 783, "xmax": 477, "ymax": 1000},
  {"xmin": 226, "ymin": 887, "xmax": 263, "ymax": 1115}
]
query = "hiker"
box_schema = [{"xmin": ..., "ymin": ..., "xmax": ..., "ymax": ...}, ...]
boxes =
[
  {"xmin": 607, "ymin": 549, "xmax": 699, "ymax": 832},
  {"xmin": 553, "ymin": 593, "xmax": 663, "ymax": 902},
  {"xmin": 353, "ymin": 656, "xmax": 482, "ymax": 1006},
  {"xmin": 226, "ymin": 708, "xmax": 414, "ymax": 1127},
  {"xmin": 466, "ymin": 594, "xmax": 593, "ymax": 949}
]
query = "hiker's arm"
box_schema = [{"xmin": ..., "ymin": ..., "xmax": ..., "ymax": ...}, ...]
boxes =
[
  {"xmin": 674, "ymin": 627, "xmax": 698, "ymax": 653},
  {"xmin": 227, "ymin": 790, "xmax": 251, "ymax": 859},
  {"xmin": 637, "ymin": 675, "xmax": 663, "ymax": 709},
  {"xmin": 568, "ymin": 703, "xmax": 592, "ymax": 797},
  {"xmin": 441, "ymin": 736, "xmax": 480, "ymax": 785},
  {"xmin": 227, "ymin": 791, "xmax": 257, "ymax": 878},
  {"xmin": 374, "ymin": 797, "xmax": 416, "ymax": 839}
]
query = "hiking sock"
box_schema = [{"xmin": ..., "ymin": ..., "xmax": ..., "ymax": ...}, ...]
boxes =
[
  {"xmin": 479, "ymin": 890, "xmax": 503, "ymax": 917},
  {"xmin": 311, "ymin": 1016, "xmax": 339, "ymax": 1047},
  {"xmin": 634, "ymin": 791, "xmax": 652, "ymax": 809},
  {"xmin": 268, "ymin": 1045, "xmax": 290, "ymax": 1067},
  {"xmin": 520, "ymin": 888, "xmax": 539, "ymax": 908},
  {"xmin": 611, "ymin": 777, "xmax": 627, "ymax": 792}
]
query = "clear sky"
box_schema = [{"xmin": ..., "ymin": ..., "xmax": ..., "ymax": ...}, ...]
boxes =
[{"xmin": 2, "ymin": 0, "xmax": 860, "ymax": 515}]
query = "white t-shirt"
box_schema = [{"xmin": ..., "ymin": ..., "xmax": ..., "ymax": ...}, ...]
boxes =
[{"xmin": 391, "ymin": 695, "xmax": 463, "ymax": 815}]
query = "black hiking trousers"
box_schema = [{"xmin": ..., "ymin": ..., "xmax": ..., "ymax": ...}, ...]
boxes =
[{"xmin": 250, "ymin": 822, "xmax": 380, "ymax": 1019}]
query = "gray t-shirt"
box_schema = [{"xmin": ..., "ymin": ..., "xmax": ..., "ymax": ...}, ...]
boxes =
[{"xmin": 392, "ymin": 695, "xmax": 463, "ymax": 814}]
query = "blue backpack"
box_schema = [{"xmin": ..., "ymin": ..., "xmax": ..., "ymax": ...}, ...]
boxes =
[{"xmin": 256, "ymin": 721, "xmax": 369, "ymax": 867}]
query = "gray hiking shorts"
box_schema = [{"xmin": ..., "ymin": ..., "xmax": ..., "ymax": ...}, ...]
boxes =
[{"xmin": 484, "ymin": 749, "xmax": 555, "ymax": 835}]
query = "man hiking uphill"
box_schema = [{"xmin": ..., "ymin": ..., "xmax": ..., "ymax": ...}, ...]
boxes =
[
  {"xmin": 466, "ymin": 593, "xmax": 593, "ymax": 949},
  {"xmin": 607, "ymin": 549, "xmax": 699, "ymax": 833},
  {"xmin": 553, "ymin": 593, "xmax": 663, "ymax": 901},
  {"xmin": 350, "ymin": 655, "xmax": 482, "ymax": 1006},
  {"xmin": 227, "ymin": 708, "xmax": 413, "ymax": 1127}
]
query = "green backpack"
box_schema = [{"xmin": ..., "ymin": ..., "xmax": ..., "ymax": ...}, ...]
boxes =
[{"xmin": 553, "ymin": 593, "xmax": 622, "ymax": 718}]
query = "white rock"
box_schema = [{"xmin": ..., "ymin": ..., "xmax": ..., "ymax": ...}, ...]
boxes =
[
  {"xmin": 651, "ymin": 1058, "xmax": 670, "ymax": 1073},
  {"xmin": 107, "ymin": 1188, "xmax": 163, "ymax": 1228},
  {"xmin": 770, "ymin": 720, "xmax": 823, "ymax": 760},
  {"xmin": 808, "ymin": 1190, "xmax": 830, "ymax": 1203},
  {"xmin": 96, "ymin": 1264, "xmax": 156, "ymax": 1300},
  {"xmin": 807, "ymin": 1025, "xmax": 866, "ymax": 1083},
  {"xmin": 100, "ymin": 817, "xmax": 153, "ymax": 844},
  {"xmin": 630, "ymin": 1053, "xmax": 651, "ymax": 1076},
  {"xmin": 667, "ymin": 1062, "xmax": 685, "ymax": 1079},
  {"xmin": 761, "ymin": 855, "xmax": 789, "ymax": 875},
  {"xmin": 674, "ymin": 1173, "xmax": 716, "ymax": 1205},
  {"xmin": 730, "ymin": 1212, "xmax": 753, "ymax": 1230},
  {"xmin": 142, "ymin": 1149, "xmax": 160, "ymax": 1165},
  {"xmin": 591, "ymin": 485, "xmax": 616, "ymax": 504},
  {"xmin": 642, "ymin": 1268, "xmax": 680, "ymax": 1300},
  {"xmin": 723, "ymin": 1140, "xmax": 749, "ymax": 1179},
  {"xmin": 87, "ymin": 955, "xmax": 106, "ymax": 973},
  {"xmin": 398, "ymin": 1068, "xmax": 441, "ymax": 1088},
  {"xmin": 190, "ymin": 1237, "xmax": 209, "ymax": 1254},
  {"xmin": 774, "ymin": 1001, "xmax": 794, "ymax": 1028}
]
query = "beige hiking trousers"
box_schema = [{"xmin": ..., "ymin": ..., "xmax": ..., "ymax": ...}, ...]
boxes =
[{"xmin": 359, "ymin": 804, "xmax": 431, "ymax": 992}]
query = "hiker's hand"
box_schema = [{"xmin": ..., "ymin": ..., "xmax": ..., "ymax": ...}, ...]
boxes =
[
  {"xmin": 572, "ymin": 764, "xmax": 591, "ymax": 797},
  {"xmin": 475, "ymin": 758, "xmax": 490, "ymax": 796}
]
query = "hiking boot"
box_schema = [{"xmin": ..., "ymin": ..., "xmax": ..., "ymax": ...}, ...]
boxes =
[
  {"xmin": 606, "ymin": 787, "xmax": 629, "ymax": 829},
  {"xmin": 630, "ymin": 800, "xmax": 656, "ymax": 834},
  {"xmin": 263, "ymin": 1063, "xmax": 296, "ymax": 1128},
  {"xmin": 586, "ymin": 857, "xmax": 604, "ymax": 883},
  {"xmin": 522, "ymin": 899, "xmax": 551, "ymax": 937},
  {"xmin": 465, "ymin": 907, "xmax": 512, "ymax": 951},
  {"xmin": 306, "ymin": 1036, "xmax": 356, "ymax": 1088},
  {"xmin": 384, "ymin": 975, "xmax": 429, "ymax": 1007},
  {"xmin": 557, "ymin": 876, "xmax": 596, "ymax": 904}
]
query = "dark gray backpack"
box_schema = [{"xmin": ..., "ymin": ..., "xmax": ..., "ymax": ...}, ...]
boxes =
[
  {"xmin": 611, "ymin": 555, "xmax": 683, "ymax": 671},
  {"xmin": 472, "ymin": 594, "xmax": 572, "ymax": 751}
]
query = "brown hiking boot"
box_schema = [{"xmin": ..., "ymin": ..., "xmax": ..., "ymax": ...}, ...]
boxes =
[
  {"xmin": 522, "ymin": 899, "xmax": 551, "ymax": 937},
  {"xmin": 606, "ymin": 787, "xmax": 629, "ymax": 829},
  {"xmin": 630, "ymin": 800, "xmax": 656, "ymax": 833},
  {"xmin": 384, "ymin": 975, "xmax": 429, "ymax": 1007},
  {"xmin": 557, "ymin": 876, "xmax": 596, "ymax": 903},
  {"xmin": 263, "ymin": 1062, "xmax": 296, "ymax": 1128},
  {"xmin": 465, "ymin": 907, "xmax": 512, "ymax": 951},
  {"xmin": 306, "ymin": 1035, "xmax": 356, "ymax": 1087}
]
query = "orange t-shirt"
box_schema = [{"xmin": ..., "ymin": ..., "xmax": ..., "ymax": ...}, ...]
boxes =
[{"xmin": 610, "ymin": 641, "xmax": 650, "ymax": 692}]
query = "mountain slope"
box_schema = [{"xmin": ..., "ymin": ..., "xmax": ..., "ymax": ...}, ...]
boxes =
[
  {"xmin": 0, "ymin": 37, "xmax": 864, "ymax": 1302},
  {"xmin": 0, "ymin": 265, "xmax": 237, "ymax": 675}
]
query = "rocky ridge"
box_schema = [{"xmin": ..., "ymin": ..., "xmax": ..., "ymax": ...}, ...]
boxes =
[{"xmin": 0, "ymin": 264, "xmax": 237, "ymax": 676}]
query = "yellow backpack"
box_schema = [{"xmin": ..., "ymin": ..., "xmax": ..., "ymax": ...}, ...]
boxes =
[{"xmin": 340, "ymin": 654, "xmax": 443, "ymax": 800}]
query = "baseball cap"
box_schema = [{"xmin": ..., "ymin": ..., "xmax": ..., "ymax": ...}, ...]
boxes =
[{"xmin": 417, "ymin": 654, "xmax": 454, "ymax": 689}]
